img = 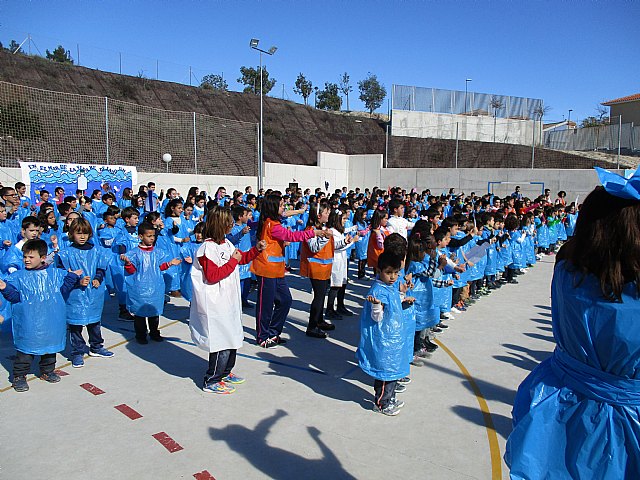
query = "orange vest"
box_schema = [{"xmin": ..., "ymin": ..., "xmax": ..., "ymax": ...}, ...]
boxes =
[
  {"xmin": 300, "ymin": 227, "xmax": 334, "ymax": 280},
  {"xmin": 367, "ymin": 227, "xmax": 388, "ymax": 269},
  {"xmin": 250, "ymin": 219, "xmax": 286, "ymax": 278}
]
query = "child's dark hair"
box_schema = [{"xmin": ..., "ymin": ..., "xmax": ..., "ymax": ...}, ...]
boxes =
[
  {"xmin": 164, "ymin": 198, "xmax": 183, "ymax": 218},
  {"xmin": 388, "ymin": 198, "xmax": 403, "ymax": 215},
  {"xmin": 327, "ymin": 208, "xmax": 345, "ymax": 233},
  {"xmin": 145, "ymin": 211, "xmax": 161, "ymax": 226},
  {"xmin": 22, "ymin": 216, "xmax": 40, "ymax": 230},
  {"xmin": 434, "ymin": 226, "xmax": 449, "ymax": 244},
  {"xmin": 138, "ymin": 222, "xmax": 156, "ymax": 235},
  {"xmin": 57, "ymin": 202, "xmax": 72, "ymax": 217},
  {"xmin": 353, "ymin": 207, "xmax": 367, "ymax": 225},
  {"xmin": 232, "ymin": 205, "xmax": 248, "ymax": 221},
  {"xmin": 194, "ymin": 221, "xmax": 205, "ymax": 237},
  {"xmin": 307, "ymin": 201, "xmax": 329, "ymax": 228},
  {"xmin": 122, "ymin": 206, "xmax": 139, "ymax": 220},
  {"xmin": 504, "ymin": 214, "xmax": 520, "ymax": 231},
  {"xmin": 383, "ymin": 232, "xmax": 407, "ymax": 260},
  {"xmin": 104, "ymin": 205, "xmax": 120, "ymax": 219},
  {"xmin": 406, "ymin": 234, "xmax": 426, "ymax": 264},
  {"xmin": 102, "ymin": 193, "xmax": 116, "ymax": 202},
  {"xmin": 370, "ymin": 209, "xmax": 388, "ymax": 230},
  {"xmin": 257, "ymin": 194, "xmax": 281, "ymax": 237},
  {"xmin": 377, "ymin": 251, "xmax": 402, "ymax": 271},
  {"xmin": 22, "ymin": 239, "xmax": 48, "ymax": 257}
]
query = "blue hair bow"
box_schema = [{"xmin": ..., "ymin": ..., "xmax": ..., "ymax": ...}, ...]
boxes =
[{"xmin": 594, "ymin": 167, "xmax": 640, "ymax": 200}]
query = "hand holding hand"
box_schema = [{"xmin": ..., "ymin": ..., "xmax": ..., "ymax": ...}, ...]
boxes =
[
  {"xmin": 242, "ymin": 225, "xmax": 250, "ymax": 235},
  {"xmin": 120, "ymin": 254, "xmax": 131, "ymax": 264},
  {"xmin": 403, "ymin": 296, "xmax": 416, "ymax": 305},
  {"xmin": 3, "ymin": 240, "xmax": 11, "ymax": 247},
  {"xmin": 256, "ymin": 240, "xmax": 267, "ymax": 251},
  {"xmin": 50, "ymin": 235, "xmax": 58, "ymax": 247},
  {"xmin": 92, "ymin": 279, "xmax": 101, "ymax": 288},
  {"xmin": 231, "ymin": 249, "xmax": 242, "ymax": 261},
  {"xmin": 184, "ymin": 256, "xmax": 193, "ymax": 264},
  {"xmin": 80, "ymin": 276, "xmax": 91, "ymax": 287},
  {"xmin": 169, "ymin": 258, "xmax": 182, "ymax": 266}
]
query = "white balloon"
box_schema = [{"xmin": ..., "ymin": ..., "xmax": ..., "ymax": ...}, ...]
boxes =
[{"xmin": 162, "ymin": 153, "xmax": 172, "ymax": 163}]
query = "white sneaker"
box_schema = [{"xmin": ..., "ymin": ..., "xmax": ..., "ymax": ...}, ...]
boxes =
[
  {"xmin": 451, "ymin": 307, "xmax": 461, "ymax": 314},
  {"xmin": 442, "ymin": 312, "xmax": 455, "ymax": 320}
]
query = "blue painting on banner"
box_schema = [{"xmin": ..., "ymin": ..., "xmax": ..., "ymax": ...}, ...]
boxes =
[{"xmin": 19, "ymin": 162, "xmax": 138, "ymax": 204}]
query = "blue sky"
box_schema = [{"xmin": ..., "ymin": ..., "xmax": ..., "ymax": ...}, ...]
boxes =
[{"xmin": 2, "ymin": 1, "xmax": 639, "ymax": 124}]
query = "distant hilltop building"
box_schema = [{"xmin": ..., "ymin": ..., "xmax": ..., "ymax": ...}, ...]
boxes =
[{"xmin": 602, "ymin": 93, "xmax": 640, "ymax": 125}]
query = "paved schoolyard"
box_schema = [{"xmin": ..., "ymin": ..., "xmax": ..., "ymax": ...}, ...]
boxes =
[{"xmin": 0, "ymin": 258, "xmax": 556, "ymax": 480}]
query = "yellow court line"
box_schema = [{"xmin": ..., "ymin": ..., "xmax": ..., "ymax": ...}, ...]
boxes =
[
  {"xmin": 0, "ymin": 319, "xmax": 182, "ymax": 394},
  {"xmin": 434, "ymin": 338, "xmax": 503, "ymax": 480}
]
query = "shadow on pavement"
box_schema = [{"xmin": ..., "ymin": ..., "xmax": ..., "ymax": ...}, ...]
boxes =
[
  {"xmin": 209, "ymin": 409, "xmax": 357, "ymax": 480},
  {"xmin": 451, "ymin": 405, "xmax": 514, "ymax": 440}
]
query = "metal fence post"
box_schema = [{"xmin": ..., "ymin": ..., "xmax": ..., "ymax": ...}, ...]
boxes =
[
  {"xmin": 617, "ymin": 115, "xmax": 622, "ymax": 168},
  {"xmin": 455, "ymin": 122, "xmax": 459, "ymax": 169},
  {"xmin": 385, "ymin": 124, "xmax": 389, "ymax": 168},
  {"xmin": 105, "ymin": 97, "xmax": 110, "ymax": 165},
  {"xmin": 256, "ymin": 123, "xmax": 261, "ymax": 187},
  {"xmin": 531, "ymin": 120, "xmax": 536, "ymax": 169},
  {"xmin": 193, "ymin": 112, "xmax": 198, "ymax": 175}
]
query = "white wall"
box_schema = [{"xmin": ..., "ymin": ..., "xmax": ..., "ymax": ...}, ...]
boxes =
[{"xmin": 392, "ymin": 110, "xmax": 542, "ymax": 147}]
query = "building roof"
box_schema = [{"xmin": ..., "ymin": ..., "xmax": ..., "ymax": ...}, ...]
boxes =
[{"xmin": 602, "ymin": 93, "xmax": 640, "ymax": 106}]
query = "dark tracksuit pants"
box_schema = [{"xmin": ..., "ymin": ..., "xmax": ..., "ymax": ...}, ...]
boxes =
[
  {"xmin": 255, "ymin": 276, "xmax": 292, "ymax": 343},
  {"xmin": 69, "ymin": 322, "xmax": 104, "ymax": 356},
  {"xmin": 374, "ymin": 379, "xmax": 398, "ymax": 409},
  {"xmin": 309, "ymin": 278, "xmax": 329, "ymax": 331},
  {"xmin": 13, "ymin": 351, "xmax": 56, "ymax": 378},
  {"xmin": 204, "ymin": 349, "xmax": 237, "ymax": 386},
  {"xmin": 134, "ymin": 315, "xmax": 160, "ymax": 340}
]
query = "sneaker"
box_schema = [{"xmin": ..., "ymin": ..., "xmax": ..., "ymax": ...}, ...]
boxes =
[
  {"xmin": 40, "ymin": 371, "xmax": 61, "ymax": 383},
  {"xmin": 373, "ymin": 402, "xmax": 401, "ymax": 416},
  {"xmin": 273, "ymin": 336, "xmax": 287, "ymax": 345},
  {"xmin": 12, "ymin": 376, "xmax": 29, "ymax": 392},
  {"xmin": 395, "ymin": 383, "xmax": 407, "ymax": 394},
  {"xmin": 89, "ymin": 348, "xmax": 114, "ymax": 358},
  {"xmin": 442, "ymin": 312, "xmax": 454, "ymax": 320},
  {"xmin": 259, "ymin": 338, "xmax": 278, "ymax": 349},
  {"xmin": 390, "ymin": 398, "xmax": 405, "ymax": 409},
  {"xmin": 424, "ymin": 340, "xmax": 439, "ymax": 352},
  {"xmin": 415, "ymin": 348, "xmax": 431, "ymax": 358},
  {"xmin": 72, "ymin": 355, "xmax": 85, "ymax": 368},
  {"xmin": 222, "ymin": 373, "xmax": 246, "ymax": 385},
  {"xmin": 450, "ymin": 307, "xmax": 461, "ymax": 314},
  {"xmin": 437, "ymin": 322, "xmax": 449, "ymax": 329},
  {"xmin": 306, "ymin": 328, "xmax": 328, "ymax": 339},
  {"xmin": 325, "ymin": 309, "xmax": 342, "ymax": 320},
  {"xmin": 336, "ymin": 306, "xmax": 354, "ymax": 317},
  {"xmin": 507, "ymin": 279, "xmax": 519, "ymax": 284},
  {"xmin": 202, "ymin": 381, "xmax": 236, "ymax": 394},
  {"xmin": 431, "ymin": 326, "xmax": 443, "ymax": 333},
  {"xmin": 149, "ymin": 334, "xmax": 164, "ymax": 342},
  {"xmin": 398, "ymin": 376, "xmax": 411, "ymax": 384}
]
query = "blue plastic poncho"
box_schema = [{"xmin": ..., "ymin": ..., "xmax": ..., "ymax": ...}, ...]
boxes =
[
  {"xmin": 406, "ymin": 259, "xmax": 439, "ymax": 330},
  {"xmin": 0, "ymin": 271, "xmax": 12, "ymax": 333},
  {"xmin": 179, "ymin": 241, "xmax": 201, "ymax": 302},
  {"xmin": 7, "ymin": 268, "xmax": 69, "ymax": 354},
  {"xmin": 566, "ymin": 213, "xmax": 578, "ymax": 237},
  {"xmin": 354, "ymin": 223, "xmax": 370, "ymax": 261},
  {"xmin": 156, "ymin": 232, "xmax": 180, "ymax": 292},
  {"xmin": 508, "ymin": 230, "xmax": 526, "ymax": 270},
  {"xmin": 124, "ymin": 246, "xmax": 169, "ymax": 317},
  {"xmin": 535, "ymin": 219, "xmax": 549, "ymax": 249},
  {"xmin": 228, "ymin": 224, "xmax": 252, "ymax": 280},
  {"xmin": 1, "ymin": 245, "xmax": 24, "ymax": 274},
  {"xmin": 111, "ymin": 227, "xmax": 140, "ymax": 303},
  {"xmin": 58, "ymin": 246, "xmax": 111, "ymax": 325},
  {"xmin": 505, "ymin": 260, "xmax": 640, "ymax": 479},
  {"xmin": 356, "ymin": 280, "xmax": 411, "ymax": 381}
]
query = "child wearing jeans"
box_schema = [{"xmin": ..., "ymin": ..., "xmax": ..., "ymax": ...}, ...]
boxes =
[
  {"xmin": 0, "ymin": 239, "xmax": 82, "ymax": 392},
  {"xmin": 357, "ymin": 251, "xmax": 415, "ymax": 416},
  {"xmin": 57, "ymin": 218, "xmax": 113, "ymax": 368},
  {"xmin": 189, "ymin": 208, "xmax": 266, "ymax": 394},
  {"xmin": 120, "ymin": 223, "xmax": 181, "ymax": 344}
]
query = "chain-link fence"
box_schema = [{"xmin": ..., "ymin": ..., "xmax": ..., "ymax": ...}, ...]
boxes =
[
  {"xmin": 0, "ymin": 81, "xmax": 258, "ymax": 175},
  {"xmin": 392, "ymin": 84, "xmax": 543, "ymax": 119},
  {"xmin": 544, "ymin": 117, "xmax": 639, "ymax": 154}
]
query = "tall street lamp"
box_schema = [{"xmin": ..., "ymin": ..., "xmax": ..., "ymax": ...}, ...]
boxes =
[
  {"xmin": 250, "ymin": 38, "xmax": 277, "ymax": 190},
  {"xmin": 568, "ymin": 109, "xmax": 573, "ymax": 129},
  {"xmin": 465, "ymin": 78, "xmax": 472, "ymax": 114}
]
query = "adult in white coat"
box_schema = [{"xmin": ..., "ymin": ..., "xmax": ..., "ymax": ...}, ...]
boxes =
[{"xmin": 189, "ymin": 207, "xmax": 266, "ymax": 394}]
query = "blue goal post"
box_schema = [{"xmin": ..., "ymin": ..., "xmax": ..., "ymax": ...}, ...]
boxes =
[{"xmin": 487, "ymin": 181, "xmax": 545, "ymax": 196}]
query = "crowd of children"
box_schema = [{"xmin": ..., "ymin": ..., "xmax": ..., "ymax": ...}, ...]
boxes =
[{"xmin": 0, "ymin": 180, "xmax": 575, "ymax": 408}]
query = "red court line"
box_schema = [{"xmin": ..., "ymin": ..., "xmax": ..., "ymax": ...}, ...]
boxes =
[
  {"xmin": 152, "ymin": 432, "xmax": 184, "ymax": 453},
  {"xmin": 54, "ymin": 369, "xmax": 70, "ymax": 376},
  {"xmin": 80, "ymin": 383, "xmax": 105, "ymax": 395},
  {"xmin": 114, "ymin": 404, "xmax": 143, "ymax": 420},
  {"xmin": 193, "ymin": 471, "xmax": 216, "ymax": 480}
]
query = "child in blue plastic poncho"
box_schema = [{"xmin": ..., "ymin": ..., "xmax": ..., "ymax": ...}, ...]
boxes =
[
  {"xmin": 505, "ymin": 170, "xmax": 640, "ymax": 479},
  {"xmin": 145, "ymin": 212, "xmax": 182, "ymax": 297},
  {"xmin": 120, "ymin": 222, "xmax": 181, "ymax": 344},
  {"xmin": 228, "ymin": 206, "xmax": 253, "ymax": 308},
  {"xmin": 57, "ymin": 218, "xmax": 113, "ymax": 368},
  {"xmin": 180, "ymin": 221, "xmax": 204, "ymax": 303},
  {"xmin": 357, "ymin": 251, "xmax": 415, "ymax": 416},
  {"xmin": 0, "ymin": 239, "xmax": 82, "ymax": 392},
  {"xmin": 113, "ymin": 207, "xmax": 140, "ymax": 319}
]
